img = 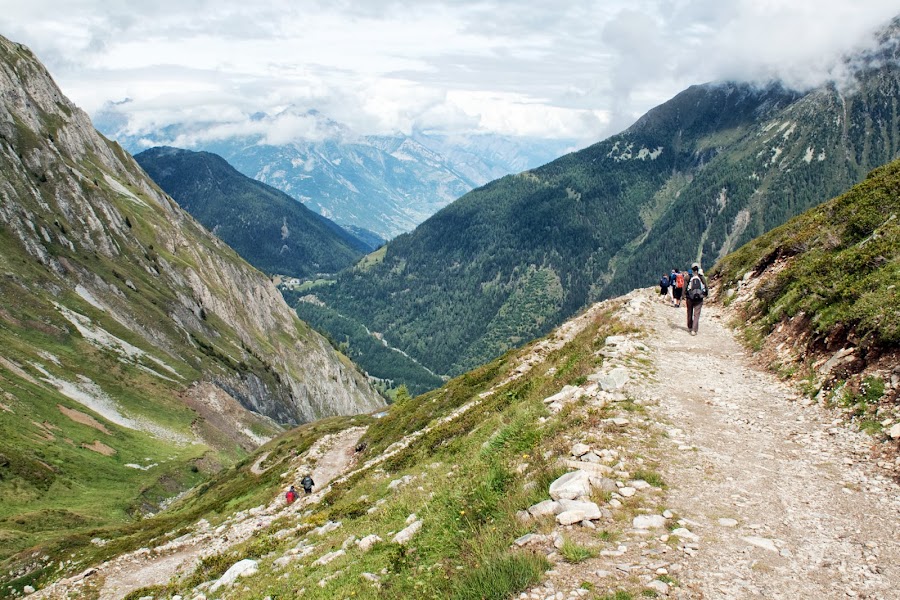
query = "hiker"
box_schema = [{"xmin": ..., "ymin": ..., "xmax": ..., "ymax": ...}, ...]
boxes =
[
  {"xmin": 684, "ymin": 262, "xmax": 709, "ymax": 336},
  {"xmin": 301, "ymin": 474, "xmax": 315, "ymax": 494},
  {"xmin": 285, "ymin": 485, "xmax": 298, "ymax": 504},
  {"xmin": 658, "ymin": 272, "xmax": 670, "ymax": 301},
  {"xmin": 667, "ymin": 269, "xmax": 676, "ymax": 303},
  {"xmin": 672, "ymin": 269, "xmax": 684, "ymax": 307}
]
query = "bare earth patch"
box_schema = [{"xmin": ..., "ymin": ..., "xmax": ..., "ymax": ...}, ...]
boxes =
[
  {"xmin": 82, "ymin": 440, "xmax": 116, "ymax": 456},
  {"xmin": 58, "ymin": 404, "xmax": 111, "ymax": 434}
]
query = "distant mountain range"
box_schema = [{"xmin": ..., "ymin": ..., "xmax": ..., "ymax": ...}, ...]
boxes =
[
  {"xmin": 310, "ymin": 16, "xmax": 900, "ymax": 380},
  {"xmin": 0, "ymin": 33, "xmax": 382, "ymax": 561},
  {"xmin": 134, "ymin": 146, "xmax": 374, "ymax": 278},
  {"xmin": 95, "ymin": 108, "xmax": 576, "ymax": 239}
]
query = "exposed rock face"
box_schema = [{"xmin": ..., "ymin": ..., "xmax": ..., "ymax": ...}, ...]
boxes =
[{"xmin": 0, "ymin": 35, "xmax": 383, "ymax": 428}]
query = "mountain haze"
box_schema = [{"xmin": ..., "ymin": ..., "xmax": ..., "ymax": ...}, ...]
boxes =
[
  {"xmin": 96, "ymin": 107, "xmax": 575, "ymax": 240},
  {"xmin": 0, "ymin": 34, "xmax": 382, "ymax": 560},
  {"xmin": 134, "ymin": 146, "xmax": 372, "ymax": 278},
  {"xmin": 314, "ymin": 17, "xmax": 900, "ymax": 378}
]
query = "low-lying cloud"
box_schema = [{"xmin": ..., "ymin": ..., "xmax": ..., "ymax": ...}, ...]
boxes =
[{"xmin": 2, "ymin": 0, "xmax": 897, "ymax": 147}]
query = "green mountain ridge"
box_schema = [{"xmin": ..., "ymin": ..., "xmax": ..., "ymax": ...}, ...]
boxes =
[
  {"xmin": 0, "ymin": 34, "xmax": 382, "ymax": 564},
  {"xmin": 134, "ymin": 146, "xmax": 374, "ymax": 278},
  {"xmin": 314, "ymin": 17, "xmax": 900, "ymax": 380}
]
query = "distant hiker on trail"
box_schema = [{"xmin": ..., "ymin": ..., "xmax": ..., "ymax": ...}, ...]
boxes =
[
  {"xmin": 672, "ymin": 269, "xmax": 685, "ymax": 307},
  {"xmin": 285, "ymin": 485, "xmax": 298, "ymax": 504},
  {"xmin": 668, "ymin": 269, "xmax": 676, "ymax": 303},
  {"xmin": 659, "ymin": 273, "xmax": 670, "ymax": 301},
  {"xmin": 684, "ymin": 262, "xmax": 709, "ymax": 336},
  {"xmin": 301, "ymin": 474, "xmax": 315, "ymax": 494}
]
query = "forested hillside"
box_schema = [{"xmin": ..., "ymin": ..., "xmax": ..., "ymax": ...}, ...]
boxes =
[
  {"xmin": 135, "ymin": 147, "xmax": 372, "ymax": 278},
  {"xmin": 313, "ymin": 20, "xmax": 900, "ymax": 379}
]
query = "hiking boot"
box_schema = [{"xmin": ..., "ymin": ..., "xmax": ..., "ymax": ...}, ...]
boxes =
[{"xmin": 691, "ymin": 331, "xmax": 697, "ymax": 336}]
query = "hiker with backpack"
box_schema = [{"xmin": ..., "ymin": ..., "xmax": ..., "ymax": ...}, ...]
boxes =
[
  {"xmin": 672, "ymin": 269, "xmax": 685, "ymax": 307},
  {"xmin": 285, "ymin": 485, "xmax": 298, "ymax": 504},
  {"xmin": 658, "ymin": 273, "xmax": 670, "ymax": 301},
  {"xmin": 301, "ymin": 474, "xmax": 315, "ymax": 494},
  {"xmin": 684, "ymin": 262, "xmax": 708, "ymax": 335}
]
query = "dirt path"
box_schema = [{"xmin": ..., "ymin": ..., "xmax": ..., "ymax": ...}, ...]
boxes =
[
  {"xmin": 31, "ymin": 427, "xmax": 367, "ymax": 600},
  {"xmin": 638, "ymin": 297, "xmax": 900, "ymax": 599}
]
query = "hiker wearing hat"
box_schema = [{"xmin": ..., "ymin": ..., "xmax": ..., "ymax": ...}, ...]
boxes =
[{"xmin": 684, "ymin": 262, "xmax": 708, "ymax": 335}]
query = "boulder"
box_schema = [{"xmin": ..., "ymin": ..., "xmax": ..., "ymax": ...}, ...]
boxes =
[
  {"xmin": 549, "ymin": 470, "xmax": 592, "ymax": 500},
  {"xmin": 557, "ymin": 499, "xmax": 603, "ymax": 520},
  {"xmin": 556, "ymin": 510, "xmax": 588, "ymax": 526},
  {"xmin": 571, "ymin": 443, "xmax": 591, "ymax": 457},
  {"xmin": 633, "ymin": 515, "xmax": 667, "ymax": 530},
  {"xmin": 671, "ymin": 528, "xmax": 699, "ymax": 542},
  {"xmin": 598, "ymin": 368, "xmax": 630, "ymax": 391},
  {"xmin": 528, "ymin": 500, "xmax": 561, "ymax": 517},
  {"xmin": 392, "ymin": 520, "xmax": 422, "ymax": 544},
  {"xmin": 888, "ymin": 423, "xmax": 900, "ymax": 440},
  {"xmin": 357, "ymin": 535, "xmax": 382, "ymax": 552},
  {"xmin": 209, "ymin": 559, "xmax": 259, "ymax": 592},
  {"xmin": 312, "ymin": 549, "xmax": 346, "ymax": 566}
]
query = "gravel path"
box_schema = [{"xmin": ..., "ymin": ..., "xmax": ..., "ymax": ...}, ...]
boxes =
[{"xmin": 639, "ymin": 297, "xmax": 900, "ymax": 599}]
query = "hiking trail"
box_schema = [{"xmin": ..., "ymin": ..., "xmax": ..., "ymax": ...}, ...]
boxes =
[{"xmin": 520, "ymin": 291, "xmax": 900, "ymax": 600}]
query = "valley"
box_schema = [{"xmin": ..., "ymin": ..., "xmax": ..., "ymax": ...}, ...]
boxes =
[{"xmin": 1, "ymin": 9, "xmax": 899, "ymax": 600}]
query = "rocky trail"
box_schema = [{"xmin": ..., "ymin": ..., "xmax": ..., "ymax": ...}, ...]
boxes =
[
  {"xmin": 517, "ymin": 292, "xmax": 900, "ymax": 600},
  {"xmin": 30, "ymin": 428, "xmax": 366, "ymax": 600}
]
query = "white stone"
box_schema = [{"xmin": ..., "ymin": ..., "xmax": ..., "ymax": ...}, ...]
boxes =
[
  {"xmin": 718, "ymin": 518, "xmax": 738, "ymax": 528},
  {"xmin": 23, "ymin": 586, "xmax": 35, "ymax": 595},
  {"xmin": 599, "ymin": 368, "xmax": 630, "ymax": 391},
  {"xmin": 392, "ymin": 520, "xmax": 423, "ymax": 544},
  {"xmin": 671, "ymin": 528, "xmax": 699, "ymax": 542},
  {"xmin": 556, "ymin": 511, "xmax": 588, "ymax": 526},
  {"xmin": 209, "ymin": 559, "xmax": 259, "ymax": 592},
  {"xmin": 405, "ymin": 513, "xmax": 418, "ymax": 525},
  {"xmin": 633, "ymin": 515, "xmax": 667, "ymax": 530},
  {"xmin": 543, "ymin": 385, "xmax": 585, "ymax": 405},
  {"xmin": 628, "ymin": 480, "xmax": 652, "ymax": 490},
  {"xmin": 529, "ymin": 500, "xmax": 561, "ymax": 517},
  {"xmin": 557, "ymin": 499, "xmax": 603, "ymax": 520},
  {"xmin": 549, "ymin": 470, "xmax": 592, "ymax": 500},
  {"xmin": 571, "ymin": 443, "xmax": 591, "ymax": 457},
  {"xmin": 356, "ymin": 535, "xmax": 382, "ymax": 552},
  {"xmin": 742, "ymin": 536, "xmax": 778, "ymax": 553},
  {"xmin": 646, "ymin": 580, "xmax": 669, "ymax": 595},
  {"xmin": 619, "ymin": 487, "xmax": 636, "ymax": 497},
  {"xmin": 580, "ymin": 452, "xmax": 601, "ymax": 463},
  {"xmin": 312, "ymin": 549, "xmax": 346, "ymax": 566},
  {"xmin": 888, "ymin": 423, "xmax": 900, "ymax": 440},
  {"xmin": 609, "ymin": 418, "xmax": 630, "ymax": 426}
]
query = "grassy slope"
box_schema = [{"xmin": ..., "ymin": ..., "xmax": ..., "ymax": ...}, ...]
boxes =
[
  {"xmin": 712, "ymin": 159, "xmax": 900, "ymax": 349},
  {"xmin": 10, "ymin": 299, "xmax": 646, "ymax": 598}
]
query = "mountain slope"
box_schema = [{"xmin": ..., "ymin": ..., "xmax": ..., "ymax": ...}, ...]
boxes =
[
  {"xmin": 134, "ymin": 146, "xmax": 371, "ymax": 278},
  {"xmin": 315, "ymin": 18, "xmax": 900, "ymax": 378},
  {"xmin": 0, "ymin": 35, "xmax": 382, "ymax": 561},
  {"xmin": 713, "ymin": 157, "xmax": 900, "ymax": 369}
]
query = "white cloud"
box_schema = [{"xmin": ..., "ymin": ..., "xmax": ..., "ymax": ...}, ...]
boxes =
[{"xmin": 1, "ymin": 0, "xmax": 897, "ymax": 146}]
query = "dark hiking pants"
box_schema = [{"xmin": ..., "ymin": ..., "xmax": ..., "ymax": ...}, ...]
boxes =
[{"xmin": 686, "ymin": 298, "xmax": 703, "ymax": 333}]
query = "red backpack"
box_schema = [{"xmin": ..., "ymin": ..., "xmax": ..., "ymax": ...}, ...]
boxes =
[
  {"xmin": 675, "ymin": 273, "xmax": 684, "ymax": 289},
  {"xmin": 286, "ymin": 490, "xmax": 297, "ymax": 504}
]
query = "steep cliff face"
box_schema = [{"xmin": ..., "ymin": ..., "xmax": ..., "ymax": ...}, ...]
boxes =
[{"xmin": 0, "ymin": 35, "xmax": 383, "ymax": 429}]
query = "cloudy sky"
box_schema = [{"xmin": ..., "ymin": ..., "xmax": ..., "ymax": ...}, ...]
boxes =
[{"xmin": 2, "ymin": 1, "xmax": 898, "ymax": 148}]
